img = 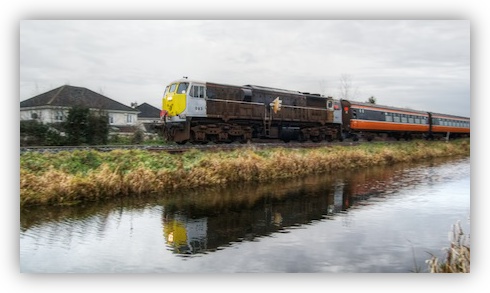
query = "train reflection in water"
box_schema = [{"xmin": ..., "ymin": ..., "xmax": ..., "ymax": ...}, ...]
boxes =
[{"xmin": 161, "ymin": 161, "xmax": 407, "ymax": 256}]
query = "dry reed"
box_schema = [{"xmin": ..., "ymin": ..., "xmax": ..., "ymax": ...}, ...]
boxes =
[
  {"xmin": 20, "ymin": 139, "xmax": 470, "ymax": 206},
  {"xmin": 426, "ymin": 220, "xmax": 470, "ymax": 273}
]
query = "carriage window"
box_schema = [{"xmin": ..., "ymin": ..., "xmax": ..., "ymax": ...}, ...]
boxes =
[
  {"xmin": 408, "ymin": 115, "xmax": 414, "ymax": 123},
  {"xmin": 401, "ymin": 114, "xmax": 407, "ymax": 123},
  {"xmin": 385, "ymin": 112, "xmax": 393, "ymax": 122},
  {"xmin": 393, "ymin": 114, "xmax": 400, "ymax": 123}
]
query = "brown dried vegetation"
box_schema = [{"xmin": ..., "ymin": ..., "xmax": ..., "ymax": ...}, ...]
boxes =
[
  {"xmin": 20, "ymin": 139, "xmax": 470, "ymax": 206},
  {"xmin": 426, "ymin": 220, "xmax": 470, "ymax": 273}
]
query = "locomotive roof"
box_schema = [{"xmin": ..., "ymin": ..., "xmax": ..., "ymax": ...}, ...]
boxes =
[
  {"xmin": 167, "ymin": 79, "xmax": 328, "ymax": 97},
  {"xmin": 244, "ymin": 84, "xmax": 304, "ymax": 95},
  {"xmin": 167, "ymin": 78, "xmax": 207, "ymax": 84}
]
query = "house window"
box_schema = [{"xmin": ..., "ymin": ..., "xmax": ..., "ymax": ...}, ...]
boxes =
[
  {"xmin": 31, "ymin": 112, "xmax": 39, "ymax": 119},
  {"xmin": 126, "ymin": 114, "xmax": 133, "ymax": 123},
  {"xmin": 55, "ymin": 110, "xmax": 64, "ymax": 121},
  {"xmin": 108, "ymin": 114, "xmax": 114, "ymax": 124}
]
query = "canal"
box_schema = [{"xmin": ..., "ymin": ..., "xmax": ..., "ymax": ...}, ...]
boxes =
[{"xmin": 20, "ymin": 156, "xmax": 470, "ymax": 273}]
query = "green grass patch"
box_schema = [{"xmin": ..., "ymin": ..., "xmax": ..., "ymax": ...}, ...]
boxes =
[{"xmin": 20, "ymin": 139, "xmax": 470, "ymax": 207}]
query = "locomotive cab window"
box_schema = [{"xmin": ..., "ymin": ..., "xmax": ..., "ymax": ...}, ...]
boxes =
[
  {"xmin": 177, "ymin": 82, "xmax": 188, "ymax": 94},
  {"xmin": 169, "ymin": 83, "xmax": 177, "ymax": 93},
  {"xmin": 327, "ymin": 100, "xmax": 333, "ymax": 109}
]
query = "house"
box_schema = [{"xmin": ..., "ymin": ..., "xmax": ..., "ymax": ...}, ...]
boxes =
[
  {"xmin": 20, "ymin": 85, "xmax": 140, "ymax": 132},
  {"xmin": 133, "ymin": 102, "xmax": 162, "ymax": 134}
]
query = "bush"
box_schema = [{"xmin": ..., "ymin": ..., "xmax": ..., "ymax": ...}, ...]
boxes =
[
  {"xmin": 20, "ymin": 120, "xmax": 65, "ymax": 146},
  {"xmin": 131, "ymin": 129, "xmax": 145, "ymax": 144}
]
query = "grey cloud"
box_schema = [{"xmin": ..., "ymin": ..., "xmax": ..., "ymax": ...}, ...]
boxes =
[{"xmin": 20, "ymin": 20, "xmax": 470, "ymax": 117}]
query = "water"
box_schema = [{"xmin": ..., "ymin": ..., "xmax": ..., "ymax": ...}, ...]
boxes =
[{"xmin": 20, "ymin": 157, "xmax": 470, "ymax": 273}]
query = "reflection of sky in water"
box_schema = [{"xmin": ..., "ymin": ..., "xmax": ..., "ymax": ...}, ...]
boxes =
[
  {"xmin": 165, "ymin": 170, "xmax": 469, "ymax": 273},
  {"xmin": 20, "ymin": 157, "xmax": 470, "ymax": 273}
]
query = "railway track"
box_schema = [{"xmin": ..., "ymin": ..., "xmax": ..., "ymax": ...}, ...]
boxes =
[{"xmin": 20, "ymin": 140, "xmax": 370, "ymax": 154}]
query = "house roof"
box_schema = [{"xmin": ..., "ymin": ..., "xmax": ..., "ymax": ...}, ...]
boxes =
[
  {"xmin": 135, "ymin": 102, "xmax": 161, "ymax": 118},
  {"xmin": 20, "ymin": 85, "xmax": 138, "ymax": 112}
]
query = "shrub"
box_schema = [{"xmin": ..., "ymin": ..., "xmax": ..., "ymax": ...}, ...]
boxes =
[{"xmin": 20, "ymin": 120, "xmax": 65, "ymax": 146}]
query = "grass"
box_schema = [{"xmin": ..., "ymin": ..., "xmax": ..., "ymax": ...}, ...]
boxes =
[{"xmin": 20, "ymin": 139, "xmax": 470, "ymax": 207}]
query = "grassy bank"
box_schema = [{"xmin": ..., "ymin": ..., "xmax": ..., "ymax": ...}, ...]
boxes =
[{"xmin": 20, "ymin": 139, "xmax": 470, "ymax": 207}]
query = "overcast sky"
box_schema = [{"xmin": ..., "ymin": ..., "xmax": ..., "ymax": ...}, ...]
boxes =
[{"xmin": 20, "ymin": 20, "xmax": 470, "ymax": 117}]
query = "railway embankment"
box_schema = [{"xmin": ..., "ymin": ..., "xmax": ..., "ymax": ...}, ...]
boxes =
[{"xmin": 20, "ymin": 139, "xmax": 470, "ymax": 207}]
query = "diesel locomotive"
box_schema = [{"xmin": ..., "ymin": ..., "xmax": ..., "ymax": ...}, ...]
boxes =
[{"xmin": 160, "ymin": 78, "xmax": 470, "ymax": 144}]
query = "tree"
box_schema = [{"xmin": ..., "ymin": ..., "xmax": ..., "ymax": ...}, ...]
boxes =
[
  {"xmin": 65, "ymin": 106, "xmax": 109, "ymax": 145},
  {"xmin": 65, "ymin": 106, "xmax": 90, "ymax": 145},
  {"xmin": 87, "ymin": 110, "xmax": 109, "ymax": 145},
  {"xmin": 367, "ymin": 96, "xmax": 376, "ymax": 104},
  {"xmin": 338, "ymin": 74, "xmax": 359, "ymax": 100}
]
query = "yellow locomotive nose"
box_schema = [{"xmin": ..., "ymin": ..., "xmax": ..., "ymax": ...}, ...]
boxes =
[
  {"xmin": 163, "ymin": 95, "xmax": 175, "ymax": 117},
  {"xmin": 162, "ymin": 82, "xmax": 188, "ymax": 117}
]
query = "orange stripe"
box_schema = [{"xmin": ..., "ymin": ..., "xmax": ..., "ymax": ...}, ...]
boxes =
[
  {"xmin": 351, "ymin": 120, "xmax": 429, "ymax": 132},
  {"xmin": 431, "ymin": 126, "xmax": 470, "ymax": 133}
]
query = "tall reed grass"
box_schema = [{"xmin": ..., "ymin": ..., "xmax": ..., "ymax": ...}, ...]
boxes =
[
  {"xmin": 20, "ymin": 139, "xmax": 470, "ymax": 206},
  {"xmin": 426, "ymin": 220, "xmax": 470, "ymax": 273}
]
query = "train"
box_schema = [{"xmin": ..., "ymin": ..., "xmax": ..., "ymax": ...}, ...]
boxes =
[{"xmin": 160, "ymin": 78, "xmax": 470, "ymax": 144}]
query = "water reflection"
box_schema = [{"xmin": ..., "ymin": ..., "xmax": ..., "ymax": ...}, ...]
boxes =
[
  {"xmin": 158, "ymin": 157, "xmax": 467, "ymax": 256},
  {"xmin": 20, "ymin": 156, "xmax": 469, "ymax": 271}
]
